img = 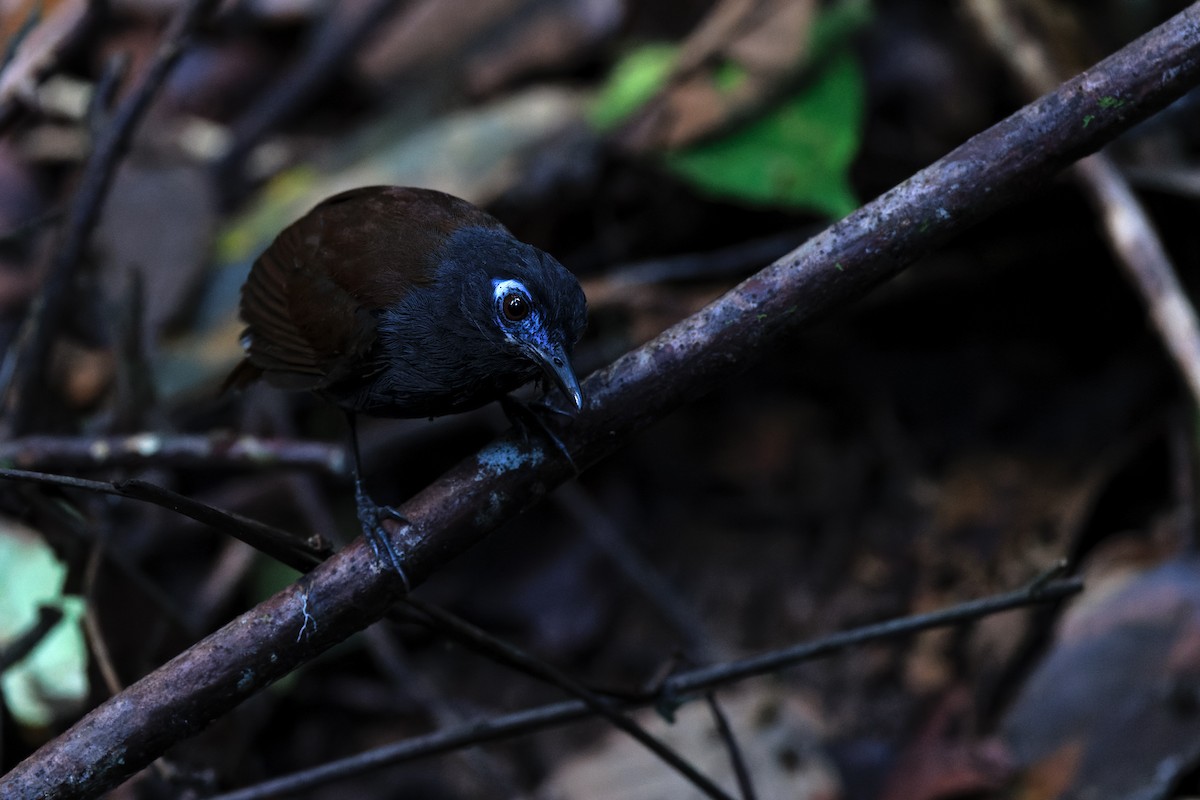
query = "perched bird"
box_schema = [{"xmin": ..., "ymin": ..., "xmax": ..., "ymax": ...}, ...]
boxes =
[{"xmin": 226, "ymin": 186, "xmax": 588, "ymax": 584}]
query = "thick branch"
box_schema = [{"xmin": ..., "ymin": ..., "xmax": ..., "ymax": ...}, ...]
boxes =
[{"xmin": 4, "ymin": 6, "xmax": 1200, "ymax": 798}]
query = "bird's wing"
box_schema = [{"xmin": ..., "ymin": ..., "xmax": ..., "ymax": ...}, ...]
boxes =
[{"xmin": 236, "ymin": 186, "xmax": 503, "ymax": 391}]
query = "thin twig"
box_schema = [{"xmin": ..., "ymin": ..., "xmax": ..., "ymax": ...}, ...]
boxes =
[
  {"xmin": 82, "ymin": 537, "xmax": 122, "ymax": 696},
  {"xmin": 0, "ymin": 467, "xmax": 330, "ymax": 571},
  {"xmin": 0, "ymin": 1, "xmax": 95, "ymax": 133},
  {"xmin": 22, "ymin": 488, "xmax": 198, "ymax": 635},
  {"xmin": 0, "ymin": 4, "xmax": 42, "ymax": 76},
  {"xmin": 404, "ymin": 597, "xmax": 736, "ymax": 800},
  {"xmin": 662, "ymin": 578, "xmax": 1082, "ymax": 700},
  {"xmin": 1074, "ymin": 154, "xmax": 1200, "ymax": 404},
  {"xmin": 209, "ymin": 578, "xmax": 1081, "ymax": 800},
  {"xmin": 82, "ymin": 529, "xmax": 173, "ymax": 790},
  {"xmin": 2, "ymin": 0, "xmax": 222, "ymax": 434},
  {"xmin": 357, "ymin": 625, "xmax": 525, "ymax": 796},
  {"xmin": 4, "ymin": 8, "xmax": 1197, "ymax": 795},
  {"xmin": 583, "ymin": 229, "xmax": 815, "ymax": 310},
  {"xmin": 87, "ymin": 53, "xmax": 126, "ymax": 137},
  {"xmin": 706, "ymin": 692, "xmax": 758, "ymax": 800},
  {"xmin": 0, "ymin": 606, "xmax": 63, "ymax": 672},
  {"xmin": 554, "ymin": 481, "xmax": 724, "ymax": 663}
]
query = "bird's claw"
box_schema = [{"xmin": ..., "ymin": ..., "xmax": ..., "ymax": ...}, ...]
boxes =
[
  {"xmin": 354, "ymin": 482, "xmax": 412, "ymax": 592},
  {"xmin": 500, "ymin": 395, "xmax": 579, "ymax": 475}
]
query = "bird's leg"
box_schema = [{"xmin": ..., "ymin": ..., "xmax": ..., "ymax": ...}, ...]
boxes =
[
  {"xmin": 345, "ymin": 412, "xmax": 411, "ymax": 590},
  {"xmin": 499, "ymin": 394, "xmax": 579, "ymax": 475}
]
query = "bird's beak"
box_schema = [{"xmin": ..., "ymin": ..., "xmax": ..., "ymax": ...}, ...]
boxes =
[{"xmin": 529, "ymin": 341, "xmax": 583, "ymax": 411}]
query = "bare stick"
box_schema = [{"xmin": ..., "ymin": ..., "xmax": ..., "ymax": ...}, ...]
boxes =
[
  {"xmin": 2, "ymin": 0, "xmax": 221, "ymax": 434},
  {"xmin": 405, "ymin": 598, "xmax": 736, "ymax": 800},
  {"xmin": 82, "ymin": 540, "xmax": 123, "ymax": 697},
  {"xmin": 554, "ymin": 481, "xmax": 724, "ymax": 663},
  {"xmin": 1074, "ymin": 155, "xmax": 1200, "ymax": 403},
  {"xmin": 0, "ymin": 606, "xmax": 63, "ymax": 672},
  {"xmin": 966, "ymin": 0, "xmax": 1200, "ymax": 407},
  {"xmin": 661, "ymin": 576, "xmax": 1078, "ymax": 698},
  {"xmin": 706, "ymin": 693, "xmax": 758, "ymax": 800},
  {"xmin": 208, "ymin": 578, "xmax": 1080, "ymax": 800},
  {"xmin": 4, "ymin": 7, "xmax": 1198, "ymax": 797},
  {"xmin": 0, "ymin": 467, "xmax": 330, "ymax": 571},
  {"xmin": 0, "ymin": 433, "xmax": 348, "ymax": 475}
]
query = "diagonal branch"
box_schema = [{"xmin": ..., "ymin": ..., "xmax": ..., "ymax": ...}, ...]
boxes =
[{"xmin": 4, "ymin": 5, "xmax": 1200, "ymax": 798}]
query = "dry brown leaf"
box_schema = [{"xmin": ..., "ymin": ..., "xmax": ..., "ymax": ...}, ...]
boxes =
[
  {"xmin": 614, "ymin": 0, "xmax": 816, "ymax": 151},
  {"xmin": 1001, "ymin": 553, "xmax": 1200, "ymax": 799}
]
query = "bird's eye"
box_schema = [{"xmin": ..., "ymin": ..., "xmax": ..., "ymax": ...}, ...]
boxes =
[{"xmin": 502, "ymin": 292, "xmax": 531, "ymax": 322}]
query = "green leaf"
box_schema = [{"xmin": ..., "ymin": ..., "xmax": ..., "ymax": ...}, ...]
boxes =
[
  {"xmin": 588, "ymin": 0, "xmax": 869, "ymax": 218},
  {"xmin": 665, "ymin": 47, "xmax": 864, "ymax": 218},
  {"xmin": 0, "ymin": 520, "xmax": 88, "ymax": 727},
  {"xmin": 590, "ymin": 44, "xmax": 678, "ymax": 132}
]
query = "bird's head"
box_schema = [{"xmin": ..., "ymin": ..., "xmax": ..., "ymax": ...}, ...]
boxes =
[{"xmin": 440, "ymin": 226, "xmax": 588, "ymax": 410}]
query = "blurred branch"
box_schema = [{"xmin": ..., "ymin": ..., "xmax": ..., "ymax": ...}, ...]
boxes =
[
  {"xmin": 82, "ymin": 537, "xmax": 123, "ymax": 697},
  {"xmin": 208, "ymin": 577, "xmax": 1082, "ymax": 800},
  {"xmin": 0, "ymin": 1, "xmax": 95, "ymax": 132},
  {"xmin": 5, "ymin": 7, "xmax": 1200, "ymax": 797},
  {"xmin": 0, "ymin": 606, "xmax": 63, "ymax": 672},
  {"xmin": 583, "ymin": 229, "xmax": 815, "ymax": 306},
  {"xmin": 0, "ymin": 467, "xmax": 330, "ymax": 571},
  {"xmin": 707, "ymin": 692, "xmax": 758, "ymax": 800},
  {"xmin": 0, "ymin": 432, "xmax": 347, "ymax": 475},
  {"xmin": 214, "ymin": 0, "xmax": 412, "ymax": 204},
  {"xmin": 966, "ymin": 0, "xmax": 1200, "ymax": 409},
  {"xmin": 1075, "ymin": 156, "xmax": 1200, "ymax": 401},
  {"xmin": 1, "ymin": 0, "xmax": 222, "ymax": 435},
  {"xmin": 0, "ymin": 208, "xmax": 64, "ymax": 247},
  {"xmin": 554, "ymin": 481, "xmax": 726, "ymax": 663},
  {"xmin": 659, "ymin": 575, "xmax": 1079, "ymax": 698}
]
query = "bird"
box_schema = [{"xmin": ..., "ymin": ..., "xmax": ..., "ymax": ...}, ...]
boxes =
[{"xmin": 225, "ymin": 186, "xmax": 588, "ymax": 587}]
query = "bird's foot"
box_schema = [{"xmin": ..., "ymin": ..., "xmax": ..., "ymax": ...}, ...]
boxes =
[
  {"xmin": 500, "ymin": 394, "xmax": 578, "ymax": 475},
  {"xmin": 355, "ymin": 481, "xmax": 412, "ymax": 592}
]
